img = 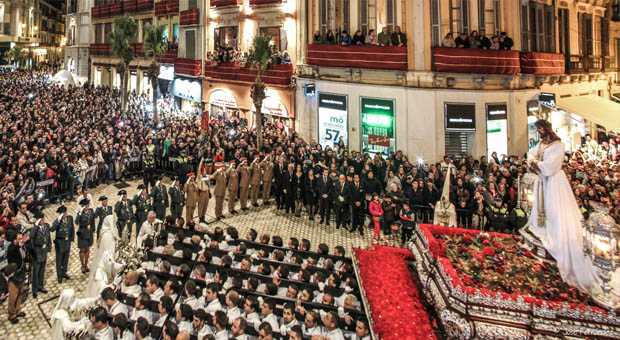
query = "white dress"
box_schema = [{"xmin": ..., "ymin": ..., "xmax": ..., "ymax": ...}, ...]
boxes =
[{"xmin": 527, "ymin": 141, "xmax": 601, "ymax": 293}]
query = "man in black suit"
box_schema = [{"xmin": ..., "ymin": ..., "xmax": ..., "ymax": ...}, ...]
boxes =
[
  {"xmin": 317, "ymin": 168, "xmax": 333, "ymax": 226},
  {"xmin": 273, "ymin": 158, "xmax": 286, "ymax": 210},
  {"xmin": 282, "ymin": 163, "xmax": 296, "ymax": 214},
  {"xmin": 52, "ymin": 205, "xmax": 74, "ymax": 283},
  {"xmin": 349, "ymin": 174, "xmax": 366, "ymax": 235},
  {"xmin": 6, "ymin": 228, "xmax": 28, "ymax": 323},
  {"xmin": 333, "ymin": 174, "xmax": 351, "ymax": 229},
  {"xmin": 30, "ymin": 212, "xmax": 51, "ymax": 297}
]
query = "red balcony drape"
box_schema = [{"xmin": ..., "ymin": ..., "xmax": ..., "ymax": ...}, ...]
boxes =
[
  {"xmin": 432, "ymin": 47, "xmax": 520, "ymax": 75},
  {"xmin": 520, "ymin": 52, "xmax": 565, "ymax": 75},
  {"xmin": 175, "ymin": 58, "xmax": 201, "ymax": 77},
  {"xmin": 204, "ymin": 62, "xmax": 293, "ymax": 86},
  {"xmin": 180, "ymin": 8, "xmax": 199, "ymax": 26},
  {"xmin": 306, "ymin": 44, "xmax": 408, "ymax": 71}
]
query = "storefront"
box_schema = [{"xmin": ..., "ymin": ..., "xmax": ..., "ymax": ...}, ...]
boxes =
[
  {"xmin": 317, "ymin": 93, "xmax": 348, "ymax": 148},
  {"xmin": 141, "ymin": 71, "xmax": 152, "ymax": 96},
  {"xmin": 172, "ymin": 76, "xmax": 202, "ymax": 115},
  {"xmin": 486, "ymin": 103, "xmax": 508, "ymax": 159},
  {"xmin": 527, "ymin": 99, "xmax": 540, "ymax": 150},
  {"xmin": 208, "ymin": 89, "xmax": 240, "ymax": 121},
  {"xmin": 252, "ymin": 90, "xmax": 291, "ymax": 131},
  {"xmin": 444, "ymin": 103, "xmax": 476, "ymax": 157},
  {"xmin": 130, "ymin": 71, "xmax": 138, "ymax": 93},
  {"xmin": 158, "ymin": 64, "xmax": 174, "ymax": 95},
  {"xmin": 360, "ymin": 97, "xmax": 395, "ymax": 156}
]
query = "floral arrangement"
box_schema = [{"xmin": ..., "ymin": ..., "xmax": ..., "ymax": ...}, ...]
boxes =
[
  {"xmin": 419, "ymin": 224, "xmax": 606, "ymax": 313},
  {"xmin": 354, "ymin": 246, "xmax": 438, "ymax": 340}
]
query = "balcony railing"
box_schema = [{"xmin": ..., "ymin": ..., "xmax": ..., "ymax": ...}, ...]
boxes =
[
  {"xmin": 179, "ymin": 8, "xmax": 199, "ymax": 26},
  {"xmin": 211, "ymin": 0, "xmax": 240, "ymax": 7},
  {"xmin": 307, "ymin": 44, "xmax": 407, "ymax": 71},
  {"xmin": 89, "ymin": 43, "xmax": 111, "ymax": 56},
  {"xmin": 566, "ymin": 55, "xmax": 611, "ymax": 74},
  {"xmin": 154, "ymin": 0, "xmax": 179, "ymax": 15},
  {"xmin": 204, "ymin": 62, "xmax": 293, "ymax": 86},
  {"xmin": 122, "ymin": 0, "xmax": 137, "ymax": 12},
  {"xmin": 136, "ymin": 0, "xmax": 154, "ymax": 11},
  {"xmin": 92, "ymin": 2, "xmax": 123, "ymax": 18},
  {"xmin": 249, "ymin": 0, "xmax": 281, "ymax": 5},
  {"xmin": 519, "ymin": 52, "xmax": 565, "ymax": 75},
  {"xmin": 432, "ymin": 47, "xmax": 520, "ymax": 75},
  {"xmin": 175, "ymin": 58, "xmax": 201, "ymax": 76},
  {"xmin": 157, "ymin": 47, "xmax": 178, "ymax": 64},
  {"xmin": 132, "ymin": 43, "xmax": 144, "ymax": 57}
]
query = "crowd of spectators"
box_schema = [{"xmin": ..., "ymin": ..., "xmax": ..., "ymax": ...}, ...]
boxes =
[
  {"xmin": 207, "ymin": 45, "xmax": 291, "ymax": 67},
  {"xmin": 441, "ymin": 31, "xmax": 514, "ymax": 50},
  {"xmin": 312, "ymin": 26, "xmax": 407, "ymax": 47}
]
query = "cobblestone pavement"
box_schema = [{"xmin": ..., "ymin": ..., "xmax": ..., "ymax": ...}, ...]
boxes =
[{"xmin": 1, "ymin": 179, "xmax": 377, "ymax": 338}]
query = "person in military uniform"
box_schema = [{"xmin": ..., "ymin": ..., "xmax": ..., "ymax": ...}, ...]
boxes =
[
  {"xmin": 261, "ymin": 154, "xmax": 274, "ymax": 204},
  {"xmin": 151, "ymin": 178, "xmax": 169, "ymax": 220},
  {"xmin": 94, "ymin": 196, "xmax": 113, "ymax": 239},
  {"xmin": 238, "ymin": 158, "xmax": 251, "ymax": 211},
  {"xmin": 30, "ymin": 212, "xmax": 51, "ymax": 297},
  {"xmin": 143, "ymin": 138, "xmax": 156, "ymax": 192},
  {"xmin": 213, "ymin": 164, "xmax": 228, "ymax": 220},
  {"xmin": 76, "ymin": 198, "xmax": 95, "ymax": 274},
  {"xmin": 227, "ymin": 160, "xmax": 240, "ymax": 215},
  {"xmin": 114, "ymin": 190, "xmax": 133, "ymax": 240},
  {"xmin": 52, "ymin": 205, "xmax": 74, "ymax": 283},
  {"xmin": 196, "ymin": 169, "xmax": 211, "ymax": 223},
  {"xmin": 184, "ymin": 172, "xmax": 199, "ymax": 223},
  {"xmin": 249, "ymin": 156, "xmax": 262, "ymax": 207},
  {"xmin": 168, "ymin": 177, "xmax": 184, "ymax": 220},
  {"xmin": 132, "ymin": 185, "xmax": 150, "ymax": 237}
]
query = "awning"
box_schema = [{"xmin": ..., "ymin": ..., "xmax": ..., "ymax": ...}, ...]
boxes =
[{"xmin": 556, "ymin": 96, "xmax": 620, "ymax": 133}]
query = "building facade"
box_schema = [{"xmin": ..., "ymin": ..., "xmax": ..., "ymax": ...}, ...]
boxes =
[
  {"xmin": 0, "ymin": 0, "xmax": 40, "ymax": 64},
  {"xmin": 296, "ymin": 0, "xmax": 620, "ymax": 161},
  {"xmin": 65, "ymin": 0, "xmax": 93, "ymax": 82},
  {"xmin": 39, "ymin": 0, "xmax": 64, "ymax": 65}
]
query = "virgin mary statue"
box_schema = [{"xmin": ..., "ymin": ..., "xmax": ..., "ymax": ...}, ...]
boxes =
[{"xmin": 527, "ymin": 119, "xmax": 600, "ymax": 293}]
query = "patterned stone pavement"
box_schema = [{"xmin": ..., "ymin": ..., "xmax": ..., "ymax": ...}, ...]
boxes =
[{"xmin": 1, "ymin": 179, "xmax": 376, "ymax": 338}]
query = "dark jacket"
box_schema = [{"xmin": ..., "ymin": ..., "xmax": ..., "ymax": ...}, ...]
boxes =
[
  {"xmin": 29, "ymin": 223, "xmax": 51, "ymax": 263},
  {"xmin": 7, "ymin": 243, "xmax": 27, "ymax": 284},
  {"xmin": 316, "ymin": 175, "xmax": 333, "ymax": 200}
]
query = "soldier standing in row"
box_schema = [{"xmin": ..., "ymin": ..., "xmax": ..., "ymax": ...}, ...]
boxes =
[
  {"xmin": 196, "ymin": 171, "xmax": 210, "ymax": 223},
  {"xmin": 184, "ymin": 172, "xmax": 199, "ymax": 223},
  {"xmin": 114, "ymin": 190, "xmax": 133, "ymax": 239},
  {"xmin": 30, "ymin": 213, "xmax": 51, "ymax": 298},
  {"xmin": 53, "ymin": 205, "xmax": 74, "ymax": 283},
  {"xmin": 168, "ymin": 177, "xmax": 184, "ymax": 220},
  {"xmin": 94, "ymin": 196, "xmax": 113, "ymax": 239},
  {"xmin": 238, "ymin": 158, "xmax": 250, "ymax": 211},
  {"xmin": 227, "ymin": 160, "xmax": 239, "ymax": 215},
  {"xmin": 213, "ymin": 164, "xmax": 227, "ymax": 220},
  {"xmin": 76, "ymin": 198, "xmax": 95, "ymax": 274},
  {"xmin": 143, "ymin": 139, "xmax": 156, "ymax": 192},
  {"xmin": 249, "ymin": 156, "xmax": 262, "ymax": 207},
  {"xmin": 132, "ymin": 185, "xmax": 149, "ymax": 237},
  {"xmin": 261, "ymin": 155, "xmax": 274, "ymax": 205},
  {"xmin": 151, "ymin": 178, "xmax": 168, "ymax": 220}
]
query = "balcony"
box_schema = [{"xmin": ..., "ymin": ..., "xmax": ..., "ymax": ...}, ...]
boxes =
[
  {"xmin": 204, "ymin": 62, "xmax": 293, "ymax": 86},
  {"xmin": 307, "ymin": 44, "xmax": 407, "ymax": 71},
  {"xmin": 519, "ymin": 52, "xmax": 565, "ymax": 75},
  {"xmin": 132, "ymin": 43, "xmax": 144, "ymax": 57},
  {"xmin": 157, "ymin": 47, "xmax": 178, "ymax": 64},
  {"xmin": 175, "ymin": 58, "xmax": 201, "ymax": 76},
  {"xmin": 432, "ymin": 47, "xmax": 520, "ymax": 75},
  {"xmin": 92, "ymin": 2, "xmax": 123, "ymax": 18},
  {"xmin": 249, "ymin": 0, "xmax": 281, "ymax": 5},
  {"xmin": 566, "ymin": 55, "xmax": 611, "ymax": 74},
  {"xmin": 89, "ymin": 43, "xmax": 111, "ymax": 56},
  {"xmin": 211, "ymin": 0, "xmax": 240, "ymax": 7},
  {"xmin": 180, "ymin": 8, "xmax": 199, "ymax": 26},
  {"xmin": 136, "ymin": 0, "xmax": 154, "ymax": 11},
  {"xmin": 154, "ymin": 0, "xmax": 179, "ymax": 15},
  {"xmin": 122, "ymin": 0, "xmax": 137, "ymax": 12}
]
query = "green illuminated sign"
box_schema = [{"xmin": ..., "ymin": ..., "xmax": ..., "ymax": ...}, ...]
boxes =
[{"xmin": 361, "ymin": 97, "xmax": 395, "ymax": 155}]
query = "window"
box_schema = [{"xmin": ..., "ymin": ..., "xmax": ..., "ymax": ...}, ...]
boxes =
[
  {"xmin": 188, "ymin": 0, "xmax": 198, "ymax": 9},
  {"xmin": 558, "ymin": 8, "xmax": 569, "ymax": 55},
  {"xmin": 601, "ymin": 16, "xmax": 609, "ymax": 57},
  {"xmin": 478, "ymin": 0, "xmax": 485, "ymax": 35},
  {"xmin": 493, "ymin": 0, "xmax": 500, "ymax": 33},
  {"xmin": 173, "ymin": 23, "xmax": 179, "ymax": 43},
  {"xmin": 478, "ymin": 0, "xmax": 500, "ymax": 36},
  {"xmin": 185, "ymin": 29, "xmax": 196, "ymax": 59},
  {"xmin": 214, "ymin": 26, "xmax": 238, "ymax": 49},
  {"xmin": 95, "ymin": 24, "xmax": 103, "ymax": 43},
  {"xmin": 319, "ymin": 0, "xmax": 329, "ymax": 34},
  {"xmin": 449, "ymin": 0, "xmax": 469, "ymax": 34},
  {"xmin": 579, "ymin": 13, "xmax": 593, "ymax": 57},
  {"xmin": 259, "ymin": 26, "xmax": 281, "ymax": 50},
  {"xmin": 104, "ymin": 23, "xmax": 112, "ymax": 43},
  {"xmin": 520, "ymin": 1, "xmax": 555, "ymax": 52},
  {"xmin": 386, "ymin": 0, "xmax": 396, "ymax": 30},
  {"xmin": 343, "ymin": 0, "xmax": 350, "ymax": 32},
  {"xmin": 142, "ymin": 19, "xmax": 152, "ymax": 42},
  {"xmin": 359, "ymin": 0, "xmax": 368, "ymax": 35},
  {"xmin": 431, "ymin": 0, "xmax": 440, "ymax": 46}
]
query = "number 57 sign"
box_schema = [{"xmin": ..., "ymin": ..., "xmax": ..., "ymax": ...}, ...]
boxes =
[{"xmin": 318, "ymin": 93, "xmax": 348, "ymax": 148}]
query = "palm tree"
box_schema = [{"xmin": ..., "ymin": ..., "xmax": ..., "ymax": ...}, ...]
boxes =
[
  {"xmin": 143, "ymin": 24, "xmax": 167, "ymax": 124},
  {"xmin": 247, "ymin": 35, "xmax": 272, "ymax": 151},
  {"xmin": 109, "ymin": 16, "xmax": 138, "ymax": 112},
  {"xmin": 6, "ymin": 46, "xmax": 24, "ymax": 68}
]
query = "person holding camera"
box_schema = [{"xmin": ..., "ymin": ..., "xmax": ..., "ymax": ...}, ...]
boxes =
[{"xmin": 5, "ymin": 227, "xmax": 28, "ymax": 323}]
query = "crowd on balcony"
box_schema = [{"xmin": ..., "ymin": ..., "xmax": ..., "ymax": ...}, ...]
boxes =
[
  {"xmin": 441, "ymin": 31, "xmax": 513, "ymax": 50},
  {"xmin": 207, "ymin": 44, "xmax": 291, "ymax": 67},
  {"xmin": 313, "ymin": 26, "xmax": 407, "ymax": 47}
]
